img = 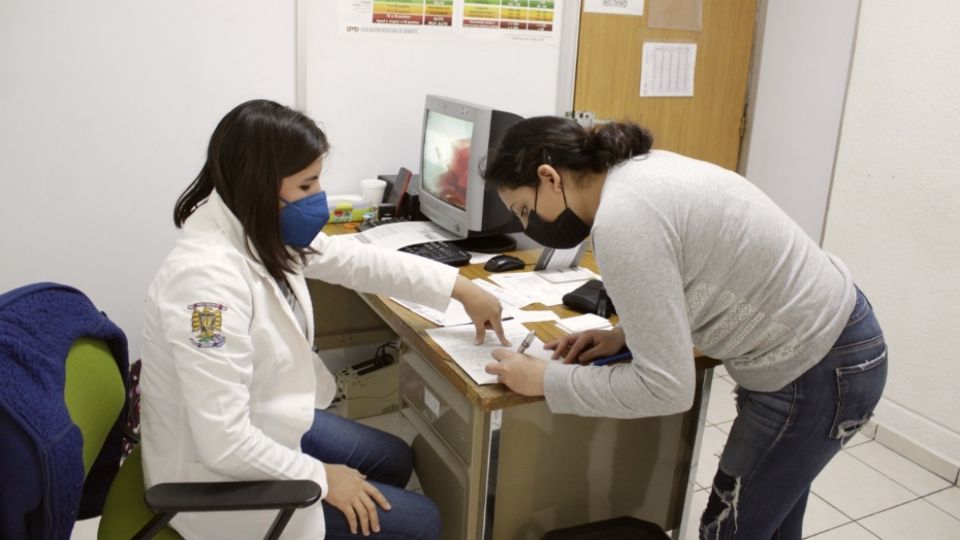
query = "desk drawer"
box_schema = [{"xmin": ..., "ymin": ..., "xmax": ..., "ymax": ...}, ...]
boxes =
[{"xmin": 400, "ymin": 350, "xmax": 475, "ymax": 466}]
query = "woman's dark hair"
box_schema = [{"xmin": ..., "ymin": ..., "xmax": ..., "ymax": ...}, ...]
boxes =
[
  {"xmin": 482, "ymin": 116, "xmax": 653, "ymax": 189},
  {"xmin": 174, "ymin": 99, "xmax": 329, "ymax": 282}
]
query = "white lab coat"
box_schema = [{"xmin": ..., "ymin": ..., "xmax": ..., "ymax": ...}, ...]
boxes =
[{"xmin": 140, "ymin": 191, "xmax": 458, "ymax": 539}]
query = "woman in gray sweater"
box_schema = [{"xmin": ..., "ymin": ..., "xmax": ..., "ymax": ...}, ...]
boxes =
[{"xmin": 483, "ymin": 116, "xmax": 887, "ymax": 539}]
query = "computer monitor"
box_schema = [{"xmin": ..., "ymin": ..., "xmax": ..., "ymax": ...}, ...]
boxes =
[{"xmin": 418, "ymin": 95, "xmax": 523, "ymax": 250}]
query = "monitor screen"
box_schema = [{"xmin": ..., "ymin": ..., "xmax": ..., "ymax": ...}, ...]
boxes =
[{"xmin": 421, "ymin": 110, "xmax": 473, "ymax": 211}]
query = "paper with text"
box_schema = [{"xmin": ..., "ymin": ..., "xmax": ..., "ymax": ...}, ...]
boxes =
[
  {"xmin": 471, "ymin": 277, "xmax": 536, "ymax": 309},
  {"xmin": 640, "ymin": 42, "xmax": 697, "ymax": 97},
  {"xmin": 536, "ymin": 267, "xmax": 600, "ymax": 283},
  {"xmin": 426, "ymin": 319, "xmax": 552, "ymax": 385},
  {"xmin": 389, "ymin": 297, "xmax": 472, "ymax": 327},
  {"xmin": 487, "ymin": 272, "xmax": 590, "ymax": 306},
  {"xmin": 354, "ymin": 221, "xmax": 460, "ymax": 250}
]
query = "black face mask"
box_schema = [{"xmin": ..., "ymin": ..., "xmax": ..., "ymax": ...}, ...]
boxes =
[{"xmin": 524, "ymin": 182, "xmax": 591, "ymax": 249}]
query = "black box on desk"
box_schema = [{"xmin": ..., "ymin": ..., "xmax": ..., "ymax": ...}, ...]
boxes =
[{"xmin": 378, "ymin": 173, "xmax": 425, "ymax": 221}]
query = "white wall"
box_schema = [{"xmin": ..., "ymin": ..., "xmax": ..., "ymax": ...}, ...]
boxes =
[
  {"xmin": 741, "ymin": 0, "xmax": 860, "ymax": 242},
  {"xmin": 0, "ymin": 1, "xmax": 296, "ymax": 354},
  {"xmin": 823, "ymin": 0, "xmax": 960, "ymax": 465}
]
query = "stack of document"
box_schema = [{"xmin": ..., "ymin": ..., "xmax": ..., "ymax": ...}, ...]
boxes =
[{"xmin": 556, "ymin": 313, "xmax": 614, "ymax": 334}]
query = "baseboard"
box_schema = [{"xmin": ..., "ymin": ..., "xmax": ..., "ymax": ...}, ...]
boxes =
[{"xmin": 867, "ymin": 420, "xmax": 960, "ymax": 486}]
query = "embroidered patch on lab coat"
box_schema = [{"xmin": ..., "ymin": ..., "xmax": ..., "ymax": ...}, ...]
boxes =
[{"xmin": 187, "ymin": 302, "xmax": 228, "ymax": 348}]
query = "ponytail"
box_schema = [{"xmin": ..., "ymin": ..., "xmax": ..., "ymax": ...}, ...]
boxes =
[
  {"xmin": 483, "ymin": 116, "xmax": 653, "ymax": 190},
  {"xmin": 585, "ymin": 122, "xmax": 654, "ymax": 172}
]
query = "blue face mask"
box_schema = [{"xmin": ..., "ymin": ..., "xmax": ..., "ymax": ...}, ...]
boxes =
[{"xmin": 279, "ymin": 191, "xmax": 330, "ymax": 247}]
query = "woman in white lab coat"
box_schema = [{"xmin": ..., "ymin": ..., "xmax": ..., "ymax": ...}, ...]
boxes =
[{"xmin": 140, "ymin": 99, "xmax": 507, "ymax": 540}]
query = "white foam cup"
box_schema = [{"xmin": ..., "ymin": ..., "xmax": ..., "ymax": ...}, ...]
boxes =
[{"xmin": 359, "ymin": 179, "xmax": 388, "ymax": 205}]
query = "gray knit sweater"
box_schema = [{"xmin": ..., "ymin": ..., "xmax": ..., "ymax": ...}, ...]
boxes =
[{"xmin": 542, "ymin": 150, "xmax": 856, "ymax": 418}]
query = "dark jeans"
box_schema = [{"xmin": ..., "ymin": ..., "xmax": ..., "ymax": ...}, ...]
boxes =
[
  {"xmin": 300, "ymin": 410, "xmax": 441, "ymax": 540},
  {"xmin": 700, "ymin": 288, "xmax": 887, "ymax": 539}
]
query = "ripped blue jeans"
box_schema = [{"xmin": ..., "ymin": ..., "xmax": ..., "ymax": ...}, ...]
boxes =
[{"xmin": 700, "ymin": 288, "xmax": 887, "ymax": 539}]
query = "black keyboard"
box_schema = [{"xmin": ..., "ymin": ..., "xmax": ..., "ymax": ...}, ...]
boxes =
[{"xmin": 399, "ymin": 241, "xmax": 472, "ymax": 267}]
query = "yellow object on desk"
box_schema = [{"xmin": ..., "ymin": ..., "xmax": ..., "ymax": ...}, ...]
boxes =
[{"xmin": 328, "ymin": 200, "xmax": 375, "ymax": 223}]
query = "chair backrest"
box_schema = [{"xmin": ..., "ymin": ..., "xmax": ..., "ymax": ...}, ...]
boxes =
[
  {"xmin": 61, "ymin": 338, "xmax": 180, "ymax": 540},
  {"xmin": 64, "ymin": 338, "xmax": 126, "ymax": 476}
]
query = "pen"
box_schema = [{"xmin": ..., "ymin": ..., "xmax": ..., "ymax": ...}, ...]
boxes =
[
  {"xmin": 592, "ymin": 351, "xmax": 632, "ymax": 366},
  {"xmin": 516, "ymin": 330, "xmax": 536, "ymax": 354}
]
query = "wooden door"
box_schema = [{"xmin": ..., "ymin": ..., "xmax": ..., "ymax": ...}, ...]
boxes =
[{"xmin": 573, "ymin": 1, "xmax": 758, "ymax": 170}]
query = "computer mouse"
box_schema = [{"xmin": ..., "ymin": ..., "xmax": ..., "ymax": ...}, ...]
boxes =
[{"xmin": 484, "ymin": 255, "xmax": 525, "ymax": 273}]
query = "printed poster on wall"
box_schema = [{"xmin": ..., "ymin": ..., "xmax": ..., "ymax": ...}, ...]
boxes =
[
  {"xmin": 337, "ymin": 0, "xmax": 561, "ymax": 43},
  {"xmin": 583, "ymin": 0, "xmax": 644, "ymax": 17}
]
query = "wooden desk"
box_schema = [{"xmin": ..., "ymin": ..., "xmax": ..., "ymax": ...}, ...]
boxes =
[{"xmin": 309, "ymin": 225, "xmax": 717, "ymax": 539}]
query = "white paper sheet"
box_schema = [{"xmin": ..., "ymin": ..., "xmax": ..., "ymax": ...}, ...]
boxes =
[
  {"xmin": 354, "ymin": 221, "xmax": 460, "ymax": 250},
  {"xmin": 640, "ymin": 42, "xmax": 697, "ymax": 97},
  {"xmin": 556, "ymin": 313, "xmax": 614, "ymax": 334},
  {"xmin": 487, "ymin": 272, "xmax": 589, "ymax": 306},
  {"xmin": 389, "ymin": 297, "xmax": 473, "ymax": 327},
  {"xmin": 534, "ymin": 244, "xmax": 586, "ymax": 271},
  {"xmin": 535, "ymin": 267, "xmax": 600, "ymax": 283},
  {"xmin": 583, "ymin": 0, "xmax": 645, "ymax": 16},
  {"xmin": 471, "ymin": 277, "xmax": 536, "ymax": 309},
  {"xmin": 468, "ymin": 252, "xmax": 498, "ymax": 265},
  {"xmin": 508, "ymin": 309, "xmax": 561, "ymax": 323},
  {"xmin": 426, "ymin": 319, "xmax": 552, "ymax": 385}
]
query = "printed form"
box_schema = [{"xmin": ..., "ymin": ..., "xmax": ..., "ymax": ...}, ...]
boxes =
[{"xmin": 426, "ymin": 319, "xmax": 552, "ymax": 385}]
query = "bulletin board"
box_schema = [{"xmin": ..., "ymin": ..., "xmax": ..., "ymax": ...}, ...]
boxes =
[{"xmin": 296, "ymin": 0, "xmax": 570, "ymax": 195}]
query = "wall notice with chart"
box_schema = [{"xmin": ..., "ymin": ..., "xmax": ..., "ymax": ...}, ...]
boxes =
[
  {"xmin": 299, "ymin": 1, "xmax": 567, "ymax": 196},
  {"xmin": 337, "ymin": 0, "xmax": 561, "ymax": 43}
]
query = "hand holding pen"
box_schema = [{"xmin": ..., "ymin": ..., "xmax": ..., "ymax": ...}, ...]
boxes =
[
  {"xmin": 516, "ymin": 330, "xmax": 536, "ymax": 354},
  {"xmin": 486, "ymin": 329, "xmax": 547, "ymax": 396}
]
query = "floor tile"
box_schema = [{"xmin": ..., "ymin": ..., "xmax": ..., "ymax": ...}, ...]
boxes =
[
  {"xmin": 859, "ymin": 499, "xmax": 960, "ymax": 539},
  {"xmin": 926, "ymin": 486, "xmax": 960, "ymax": 521},
  {"xmin": 811, "ymin": 451, "xmax": 916, "ymax": 519},
  {"xmin": 874, "ymin": 425, "xmax": 959, "ymax": 482},
  {"xmin": 805, "ymin": 522, "xmax": 879, "ymax": 539},
  {"xmin": 677, "ymin": 488, "xmax": 852, "ymax": 539},
  {"xmin": 802, "ymin": 493, "xmax": 851, "ymax": 537},
  {"xmin": 706, "ymin": 376, "xmax": 737, "ymax": 425},
  {"xmin": 713, "ymin": 420, "xmax": 734, "ymax": 435},
  {"xmin": 847, "ymin": 441, "xmax": 952, "ymax": 496},
  {"xmin": 70, "ymin": 517, "xmax": 99, "ymax": 540},
  {"xmin": 694, "ymin": 425, "xmax": 727, "ymax": 489}
]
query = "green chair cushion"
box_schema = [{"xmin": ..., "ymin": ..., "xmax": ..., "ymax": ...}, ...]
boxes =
[{"xmin": 98, "ymin": 446, "xmax": 181, "ymax": 540}]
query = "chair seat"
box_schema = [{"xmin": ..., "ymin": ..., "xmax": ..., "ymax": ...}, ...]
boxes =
[{"xmin": 98, "ymin": 446, "xmax": 181, "ymax": 540}]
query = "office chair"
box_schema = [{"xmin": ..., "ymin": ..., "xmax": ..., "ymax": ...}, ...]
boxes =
[
  {"xmin": 0, "ymin": 283, "xmax": 321, "ymax": 540},
  {"xmin": 62, "ymin": 337, "xmax": 320, "ymax": 539}
]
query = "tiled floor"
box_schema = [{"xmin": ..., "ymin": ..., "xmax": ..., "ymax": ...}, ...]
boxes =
[
  {"xmin": 71, "ymin": 370, "xmax": 960, "ymax": 539},
  {"xmin": 679, "ymin": 370, "xmax": 960, "ymax": 539}
]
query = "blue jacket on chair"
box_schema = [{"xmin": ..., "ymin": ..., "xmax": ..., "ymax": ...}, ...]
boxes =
[{"xmin": 0, "ymin": 282, "xmax": 128, "ymax": 540}]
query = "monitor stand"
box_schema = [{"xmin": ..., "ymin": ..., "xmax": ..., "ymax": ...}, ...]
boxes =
[{"xmin": 452, "ymin": 234, "xmax": 517, "ymax": 254}]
